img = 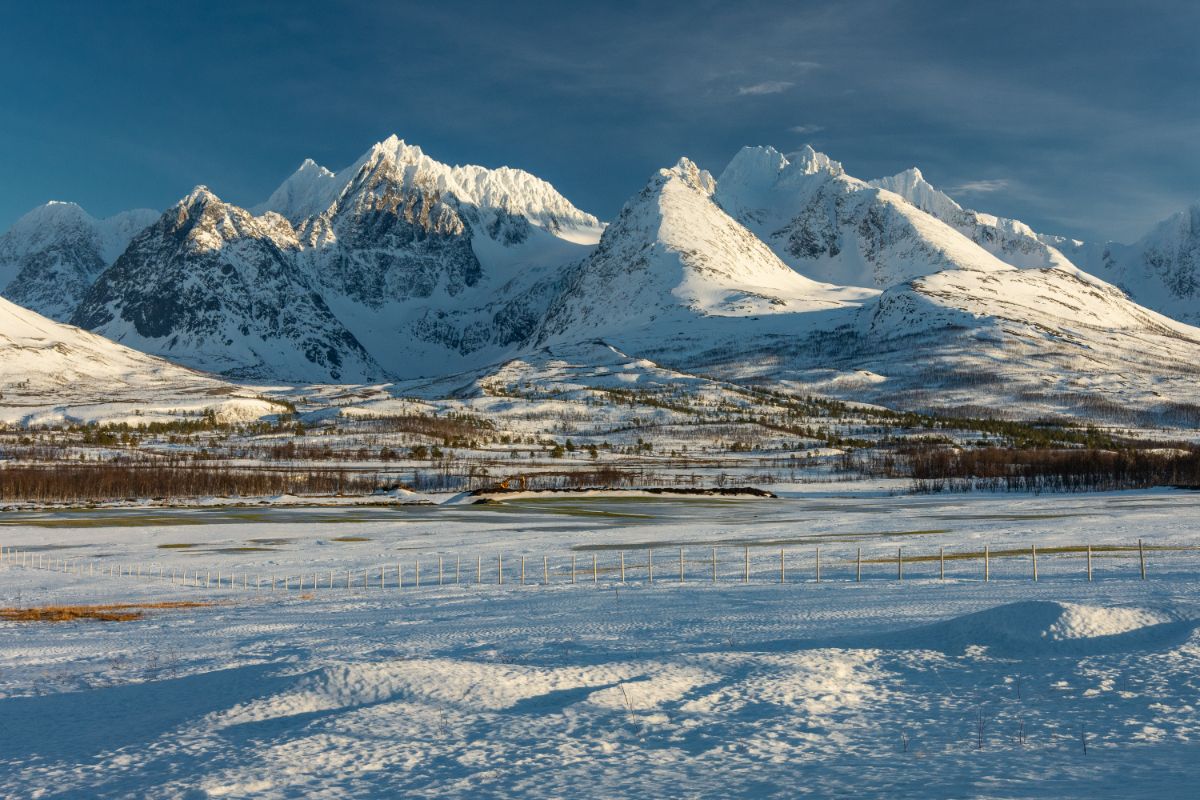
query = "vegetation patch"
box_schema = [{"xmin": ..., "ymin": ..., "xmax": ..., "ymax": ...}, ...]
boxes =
[{"xmin": 0, "ymin": 601, "xmax": 212, "ymax": 624}]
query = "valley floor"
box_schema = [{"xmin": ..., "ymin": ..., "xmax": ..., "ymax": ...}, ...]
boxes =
[{"xmin": 1, "ymin": 489, "xmax": 1199, "ymax": 798}]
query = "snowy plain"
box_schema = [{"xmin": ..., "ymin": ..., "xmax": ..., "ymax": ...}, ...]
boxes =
[{"xmin": 2, "ymin": 489, "xmax": 1199, "ymax": 798}]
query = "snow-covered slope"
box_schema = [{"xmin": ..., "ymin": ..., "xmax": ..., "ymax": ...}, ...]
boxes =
[
  {"xmin": 863, "ymin": 167, "xmax": 1200, "ymax": 327},
  {"xmin": 866, "ymin": 168, "xmax": 1077, "ymax": 271},
  {"xmin": 0, "ymin": 294, "xmax": 276, "ymax": 425},
  {"xmin": 1070, "ymin": 204, "xmax": 1200, "ymax": 326},
  {"xmin": 715, "ymin": 146, "xmax": 1015, "ymax": 288},
  {"xmin": 537, "ymin": 158, "xmax": 871, "ymax": 344},
  {"xmin": 0, "ymin": 202, "xmax": 157, "ymax": 321},
  {"xmin": 71, "ymin": 188, "xmax": 385, "ymax": 383},
  {"xmin": 650, "ymin": 259, "xmax": 1200, "ymax": 423}
]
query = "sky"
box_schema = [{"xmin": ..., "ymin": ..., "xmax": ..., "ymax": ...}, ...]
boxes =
[{"xmin": 1, "ymin": 0, "xmax": 1197, "ymax": 242}]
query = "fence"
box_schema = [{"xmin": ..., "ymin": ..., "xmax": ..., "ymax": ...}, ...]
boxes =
[{"xmin": 0, "ymin": 539, "xmax": 1184, "ymax": 595}]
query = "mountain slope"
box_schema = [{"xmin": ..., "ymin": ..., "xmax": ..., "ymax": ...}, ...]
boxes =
[
  {"xmin": 537, "ymin": 158, "xmax": 871, "ymax": 344},
  {"xmin": 0, "ymin": 202, "xmax": 157, "ymax": 321},
  {"xmin": 72, "ymin": 188, "xmax": 384, "ymax": 383},
  {"xmin": 0, "ymin": 293, "xmax": 275, "ymax": 425},
  {"xmin": 866, "ymin": 168, "xmax": 1077, "ymax": 271},
  {"xmin": 715, "ymin": 146, "xmax": 1014, "ymax": 289},
  {"xmin": 1071, "ymin": 204, "xmax": 1200, "ymax": 326}
]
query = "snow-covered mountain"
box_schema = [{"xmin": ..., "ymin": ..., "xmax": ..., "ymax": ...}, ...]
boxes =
[
  {"xmin": 49, "ymin": 136, "xmax": 605, "ymax": 382},
  {"xmin": 866, "ymin": 167, "xmax": 1077, "ymax": 271},
  {"xmin": 537, "ymin": 158, "xmax": 872, "ymax": 345},
  {"xmin": 714, "ymin": 146, "xmax": 1015, "ymax": 289},
  {"xmin": 3, "ymin": 134, "xmax": 1199, "ymax": 426},
  {"xmin": 71, "ymin": 188, "xmax": 385, "ymax": 383},
  {"xmin": 0, "ymin": 293, "xmax": 275, "ymax": 426},
  {"xmin": 258, "ymin": 135, "xmax": 601, "ymax": 238},
  {"xmin": 526, "ymin": 150, "xmax": 1200, "ymax": 424},
  {"xmin": 0, "ymin": 202, "xmax": 157, "ymax": 321},
  {"xmin": 273, "ymin": 136, "xmax": 603, "ymax": 377},
  {"xmin": 1067, "ymin": 204, "xmax": 1200, "ymax": 326}
]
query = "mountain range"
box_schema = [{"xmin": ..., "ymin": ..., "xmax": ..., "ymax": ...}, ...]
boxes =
[{"xmin": 2, "ymin": 135, "xmax": 1198, "ymax": 424}]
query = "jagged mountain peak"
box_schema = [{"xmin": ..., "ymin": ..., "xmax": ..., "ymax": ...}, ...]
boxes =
[
  {"xmin": 661, "ymin": 157, "xmax": 717, "ymax": 196},
  {"xmin": 179, "ymin": 185, "xmax": 222, "ymax": 210},
  {"xmin": 787, "ymin": 144, "xmax": 845, "ymax": 177},
  {"xmin": 869, "ymin": 167, "xmax": 964, "ymax": 221},
  {"xmin": 718, "ymin": 145, "xmax": 846, "ymax": 201},
  {"xmin": 258, "ymin": 135, "xmax": 602, "ymax": 237}
]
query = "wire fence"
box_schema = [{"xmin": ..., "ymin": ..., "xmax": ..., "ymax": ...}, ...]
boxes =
[{"xmin": 3, "ymin": 539, "xmax": 1194, "ymax": 595}]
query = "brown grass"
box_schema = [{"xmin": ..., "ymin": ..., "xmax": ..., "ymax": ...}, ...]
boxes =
[{"xmin": 0, "ymin": 601, "xmax": 212, "ymax": 623}]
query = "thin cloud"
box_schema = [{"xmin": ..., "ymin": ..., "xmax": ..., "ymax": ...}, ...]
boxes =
[
  {"xmin": 788, "ymin": 124, "xmax": 824, "ymax": 134},
  {"xmin": 948, "ymin": 179, "xmax": 1010, "ymax": 194},
  {"xmin": 738, "ymin": 80, "xmax": 794, "ymax": 96}
]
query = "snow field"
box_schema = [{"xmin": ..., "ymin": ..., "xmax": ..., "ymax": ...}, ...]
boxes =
[{"xmin": 1, "ymin": 491, "xmax": 1199, "ymax": 798}]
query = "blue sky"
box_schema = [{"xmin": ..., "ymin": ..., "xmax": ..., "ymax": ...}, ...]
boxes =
[{"xmin": 1, "ymin": 0, "xmax": 1196, "ymax": 241}]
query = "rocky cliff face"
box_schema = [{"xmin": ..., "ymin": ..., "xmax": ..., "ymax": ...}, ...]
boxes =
[{"xmin": 72, "ymin": 187, "xmax": 384, "ymax": 383}]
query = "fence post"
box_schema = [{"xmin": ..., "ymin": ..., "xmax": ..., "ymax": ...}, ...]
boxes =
[
  {"xmin": 456, "ymin": 556, "xmax": 461, "ymax": 585},
  {"xmin": 416, "ymin": 559, "xmax": 421, "ymax": 588},
  {"xmin": 712, "ymin": 547, "xmax": 717, "ymax": 583},
  {"xmin": 897, "ymin": 548, "xmax": 903, "ymax": 582},
  {"xmin": 680, "ymin": 547, "xmax": 685, "ymax": 584},
  {"xmin": 346, "ymin": 569, "xmax": 351, "ymax": 589},
  {"xmin": 573, "ymin": 554, "xmax": 578, "ymax": 584},
  {"xmin": 648, "ymin": 548, "xmax": 653, "ymax": 584},
  {"xmin": 520, "ymin": 556, "xmax": 525, "ymax": 586},
  {"xmin": 1032, "ymin": 545, "xmax": 1038, "ymax": 582},
  {"xmin": 477, "ymin": 555, "xmax": 482, "ymax": 584},
  {"xmin": 1139, "ymin": 539, "xmax": 1146, "ymax": 580},
  {"xmin": 984, "ymin": 545, "xmax": 990, "ymax": 583},
  {"xmin": 1087, "ymin": 545, "xmax": 1092, "ymax": 581},
  {"xmin": 593, "ymin": 553, "xmax": 598, "ymax": 584},
  {"xmin": 543, "ymin": 555, "xmax": 549, "ymax": 585},
  {"xmin": 439, "ymin": 556, "xmax": 444, "ymax": 586},
  {"xmin": 743, "ymin": 546, "xmax": 749, "ymax": 583},
  {"xmin": 780, "ymin": 547, "xmax": 785, "ymax": 584},
  {"xmin": 396, "ymin": 564, "xmax": 402, "ymax": 589},
  {"xmin": 856, "ymin": 548, "xmax": 862, "ymax": 582},
  {"xmin": 620, "ymin": 551, "xmax": 625, "ymax": 583}
]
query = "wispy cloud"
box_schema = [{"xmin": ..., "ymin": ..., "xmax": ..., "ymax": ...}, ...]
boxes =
[
  {"xmin": 738, "ymin": 80, "xmax": 794, "ymax": 96},
  {"xmin": 948, "ymin": 178, "xmax": 1010, "ymax": 194},
  {"xmin": 788, "ymin": 123, "xmax": 824, "ymax": 134}
]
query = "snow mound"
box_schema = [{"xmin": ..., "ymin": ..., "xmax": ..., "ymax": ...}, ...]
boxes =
[{"xmin": 905, "ymin": 601, "xmax": 1186, "ymax": 658}]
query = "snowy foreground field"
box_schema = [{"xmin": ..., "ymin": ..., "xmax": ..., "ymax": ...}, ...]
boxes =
[{"xmin": 2, "ymin": 489, "xmax": 1200, "ymax": 798}]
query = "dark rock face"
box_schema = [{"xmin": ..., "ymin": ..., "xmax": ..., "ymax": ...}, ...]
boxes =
[
  {"xmin": 73, "ymin": 192, "xmax": 384, "ymax": 383},
  {"xmin": 305, "ymin": 187, "xmax": 483, "ymax": 308}
]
